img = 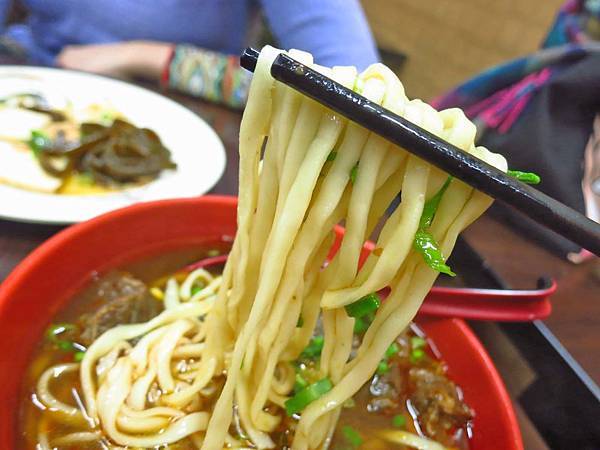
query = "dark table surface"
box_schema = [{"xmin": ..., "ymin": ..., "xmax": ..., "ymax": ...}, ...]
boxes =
[{"xmin": 0, "ymin": 79, "xmax": 598, "ymax": 448}]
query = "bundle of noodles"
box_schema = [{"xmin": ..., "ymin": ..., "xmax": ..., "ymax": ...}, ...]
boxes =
[{"xmin": 70, "ymin": 46, "xmax": 507, "ymax": 450}]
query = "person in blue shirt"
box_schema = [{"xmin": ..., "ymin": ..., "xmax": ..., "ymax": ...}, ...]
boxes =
[{"xmin": 0, "ymin": 0, "xmax": 379, "ymax": 107}]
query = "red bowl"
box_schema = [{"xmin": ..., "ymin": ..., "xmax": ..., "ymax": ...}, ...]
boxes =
[{"xmin": 0, "ymin": 196, "xmax": 523, "ymax": 449}]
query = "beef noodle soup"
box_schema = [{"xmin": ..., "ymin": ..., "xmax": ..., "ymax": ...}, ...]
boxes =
[
  {"xmin": 18, "ymin": 46, "xmax": 510, "ymax": 450},
  {"xmin": 20, "ymin": 247, "xmax": 473, "ymax": 450}
]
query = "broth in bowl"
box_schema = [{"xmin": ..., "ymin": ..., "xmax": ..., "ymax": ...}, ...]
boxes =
[
  {"xmin": 20, "ymin": 247, "xmax": 472, "ymax": 450},
  {"xmin": 6, "ymin": 44, "xmax": 523, "ymax": 449}
]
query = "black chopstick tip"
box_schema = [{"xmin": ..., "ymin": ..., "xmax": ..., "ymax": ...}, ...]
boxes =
[{"xmin": 240, "ymin": 47, "xmax": 260, "ymax": 72}]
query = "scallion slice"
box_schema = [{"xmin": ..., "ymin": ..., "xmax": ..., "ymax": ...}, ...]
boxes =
[
  {"xmin": 46, "ymin": 323, "xmax": 86, "ymax": 355},
  {"xmin": 191, "ymin": 285, "xmax": 203, "ymax": 296},
  {"xmin": 301, "ymin": 336, "xmax": 324, "ymax": 359},
  {"xmin": 353, "ymin": 317, "xmax": 368, "ymax": 334},
  {"xmin": 385, "ymin": 342, "xmax": 400, "ymax": 358},
  {"xmin": 420, "ymin": 177, "xmax": 452, "ymax": 229},
  {"xmin": 377, "ymin": 360, "xmax": 389, "ymax": 375},
  {"xmin": 345, "ymin": 293, "xmax": 380, "ymax": 318},
  {"xmin": 28, "ymin": 130, "xmax": 51, "ymax": 156},
  {"xmin": 414, "ymin": 178, "xmax": 456, "ymax": 276},
  {"xmin": 294, "ymin": 373, "xmax": 308, "ymax": 392},
  {"xmin": 392, "ymin": 414, "xmax": 406, "ymax": 428},
  {"xmin": 410, "ymin": 336, "xmax": 426, "ymax": 350},
  {"xmin": 342, "ymin": 425, "xmax": 364, "ymax": 447},
  {"xmin": 507, "ymin": 169, "xmax": 541, "ymax": 185},
  {"xmin": 413, "ymin": 229, "xmax": 455, "ymax": 277},
  {"xmin": 285, "ymin": 378, "xmax": 333, "ymax": 416},
  {"xmin": 410, "ymin": 348, "xmax": 425, "ymax": 363}
]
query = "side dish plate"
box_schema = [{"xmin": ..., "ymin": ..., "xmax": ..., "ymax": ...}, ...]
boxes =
[{"xmin": 0, "ymin": 66, "xmax": 226, "ymax": 224}]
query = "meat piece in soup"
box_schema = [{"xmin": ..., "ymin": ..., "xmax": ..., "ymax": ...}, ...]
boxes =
[{"xmin": 79, "ymin": 272, "xmax": 160, "ymax": 345}]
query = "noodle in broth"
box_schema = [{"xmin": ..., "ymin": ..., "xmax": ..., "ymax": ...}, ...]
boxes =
[{"xmin": 24, "ymin": 46, "xmax": 507, "ymax": 449}]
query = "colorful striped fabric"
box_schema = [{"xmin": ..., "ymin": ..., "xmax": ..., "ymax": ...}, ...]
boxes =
[
  {"xmin": 167, "ymin": 45, "xmax": 252, "ymax": 109},
  {"xmin": 433, "ymin": 0, "xmax": 600, "ymax": 135}
]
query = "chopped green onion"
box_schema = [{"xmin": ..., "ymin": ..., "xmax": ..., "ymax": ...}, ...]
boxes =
[
  {"xmin": 414, "ymin": 179, "xmax": 456, "ymax": 276},
  {"xmin": 296, "ymin": 315, "xmax": 304, "ymax": 328},
  {"xmin": 385, "ymin": 342, "xmax": 400, "ymax": 359},
  {"xmin": 47, "ymin": 323, "xmax": 75, "ymax": 343},
  {"xmin": 350, "ymin": 163, "xmax": 359, "ymax": 184},
  {"xmin": 420, "ymin": 177, "xmax": 452, "ymax": 229},
  {"xmin": 57, "ymin": 341, "xmax": 75, "ymax": 351},
  {"xmin": 410, "ymin": 336, "xmax": 426, "ymax": 350},
  {"xmin": 74, "ymin": 351, "xmax": 85, "ymax": 362},
  {"xmin": 507, "ymin": 170, "xmax": 541, "ymax": 185},
  {"xmin": 326, "ymin": 151, "xmax": 337, "ymax": 162},
  {"xmin": 191, "ymin": 285, "xmax": 203, "ymax": 296},
  {"xmin": 342, "ymin": 425, "xmax": 364, "ymax": 447},
  {"xmin": 353, "ymin": 317, "xmax": 368, "ymax": 334},
  {"xmin": 353, "ymin": 312, "xmax": 375, "ymax": 334},
  {"xmin": 392, "ymin": 414, "xmax": 406, "ymax": 428},
  {"xmin": 285, "ymin": 378, "xmax": 333, "ymax": 416},
  {"xmin": 294, "ymin": 373, "xmax": 309, "ymax": 392},
  {"xmin": 376, "ymin": 360, "xmax": 389, "ymax": 375},
  {"xmin": 28, "ymin": 130, "xmax": 51, "ymax": 156},
  {"xmin": 46, "ymin": 323, "xmax": 84, "ymax": 354},
  {"xmin": 345, "ymin": 293, "xmax": 380, "ymax": 319},
  {"xmin": 410, "ymin": 348, "xmax": 425, "ymax": 363},
  {"xmin": 413, "ymin": 229, "xmax": 455, "ymax": 277},
  {"xmin": 207, "ymin": 249, "xmax": 220, "ymax": 257},
  {"xmin": 301, "ymin": 336, "xmax": 324, "ymax": 359}
]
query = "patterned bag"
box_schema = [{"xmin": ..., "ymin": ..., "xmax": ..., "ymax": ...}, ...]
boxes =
[{"xmin": 433, "ymin": 0, "xmax": 600, "ymax": 259}]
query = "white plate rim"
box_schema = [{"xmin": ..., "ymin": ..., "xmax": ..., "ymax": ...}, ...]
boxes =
[{"xmin": 0, "ymin": 66, "xmax": 226, "ymax": 225}]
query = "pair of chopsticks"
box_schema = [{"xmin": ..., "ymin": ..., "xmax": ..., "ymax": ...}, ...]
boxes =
[{"xmin": 240, "ymin": 48, "xmax": 600, "ymax": 256}]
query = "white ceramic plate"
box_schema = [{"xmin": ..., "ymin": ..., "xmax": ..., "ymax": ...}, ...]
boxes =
[{"xmin": 0, "ymin": 67, "xmax": 226, "ymax": 224}]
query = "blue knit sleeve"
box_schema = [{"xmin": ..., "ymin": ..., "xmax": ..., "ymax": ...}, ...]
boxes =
[{"xmin": 259, "ymin": 0, "xmax": 379, "ymax": 70}]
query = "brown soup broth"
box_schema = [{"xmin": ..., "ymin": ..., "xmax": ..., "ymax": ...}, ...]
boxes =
[
  {"xmin": 328, "ymin": 324, "xmax": 472, "ymax": 450},
  {"xmin": 19, "ymin": 244, "xmax": 472, "ymax": 450},
  {"xmin": 18, "ymin": 243, "xmax": 230, "ymax": 449}
]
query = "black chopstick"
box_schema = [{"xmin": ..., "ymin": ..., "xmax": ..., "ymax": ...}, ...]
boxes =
[{"xmin": 240, "ymin": 48, "xmax": 600, "ymax": 256}]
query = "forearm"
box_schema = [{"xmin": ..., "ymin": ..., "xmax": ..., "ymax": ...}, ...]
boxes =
[
  {"xmin": 164, "ymin": 45, "xmax": 251, "ymax": 109},
  {"xmin": 122, "ymin": 41, "xmax": 174, "ymax": 80},
  {"xmin": 55, "ymin": 40, "xmax": 174, "ymax": 80}
]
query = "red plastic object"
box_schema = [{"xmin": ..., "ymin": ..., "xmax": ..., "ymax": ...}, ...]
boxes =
[
  {"xmin": 184, "ymin": 254, "xmax": 229, "ymax": 272},
  {"xmin": 188, "ymin": 241, "xmax": 555, "ymax": 322},
  {"xmin": 0, "ymin": 196, "xmax": 522, "ymax": 450},
  {"xmin": 422, "ymin": 282, "xmax": 555, "ymax": 321}
]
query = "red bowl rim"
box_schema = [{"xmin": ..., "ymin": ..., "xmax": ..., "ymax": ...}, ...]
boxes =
[{"xmin": 0, "ymin": 196, "xmax": 237, "ymax": 318}]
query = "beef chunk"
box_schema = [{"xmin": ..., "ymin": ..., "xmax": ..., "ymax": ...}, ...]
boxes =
[
  {"xmin": 79, "ymin": 272, "xmax": 161, "ymax": 346},
  {"xmin": 409, "ymin": 367, "xmax": 473, "ymax": 439}
]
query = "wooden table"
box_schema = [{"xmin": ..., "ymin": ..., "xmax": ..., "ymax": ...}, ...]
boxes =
[{"xmin": 0, "ymin": 87, "xmax": 598, "ymax": 448}]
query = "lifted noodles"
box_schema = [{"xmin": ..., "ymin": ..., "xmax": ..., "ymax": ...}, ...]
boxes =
[{"xmin": 37, "ymin": 46, "xmax": 508, "ymax": 449}]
